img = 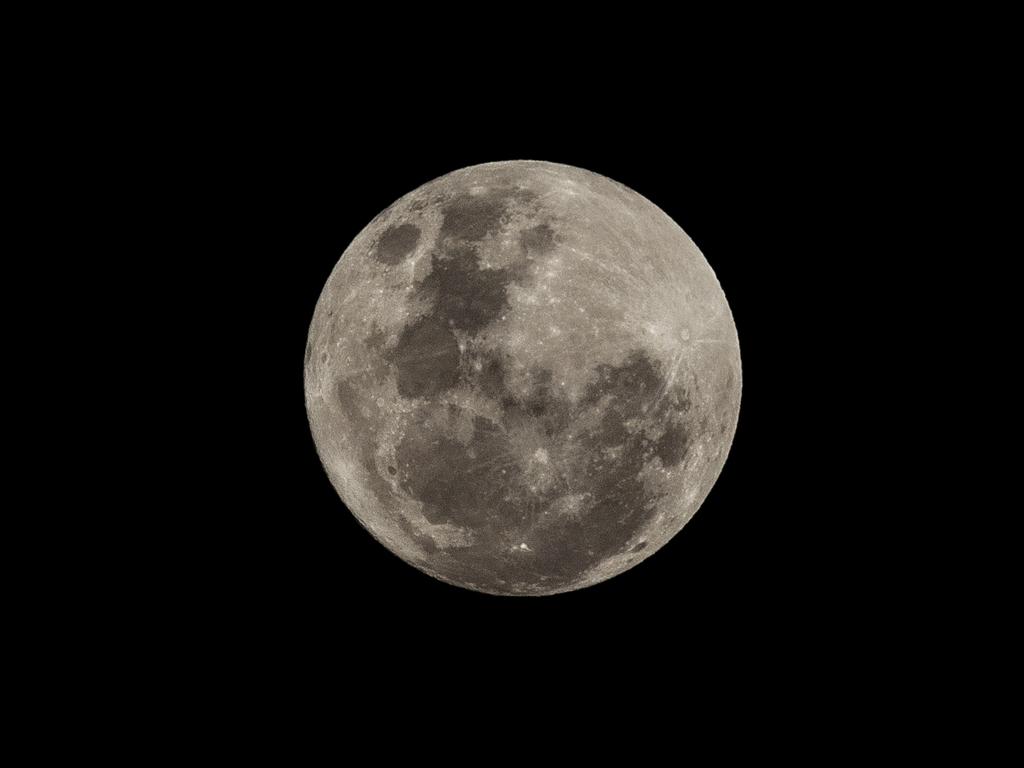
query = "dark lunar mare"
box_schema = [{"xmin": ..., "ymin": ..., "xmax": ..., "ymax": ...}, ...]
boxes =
[
  {"xmin": 519, "ymin": 222, "xmax": 556, "ymax": 255},
  {"xmin": 384, "ymin": 317, "xmax": 461, "ymax": 399},
  {"xmin": 416, "ymin": 245, "xmax": 515, "ymax": 334},
  {"xmin": 379, "ymin": 187, "xmax": 530, "ymax": 398},
  {"xmin": 388, "ymin": 346, "xmax": 698, "ymax": 593},
  {"xmin": 374, "ymin": 223, "xmax": 421, "ymax": 264},
  {"xmin": 438, "ymin": 185, "xmax": 536, "ymax": 243}
]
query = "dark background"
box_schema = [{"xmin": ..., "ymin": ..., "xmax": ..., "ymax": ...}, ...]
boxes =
[
  {"xmin": 188, "ymin": 90, "xmax": 871, "ymax": 683},
  {"xmin": 60, "ymin": 20, "xmax": 976, "ymax": 739},
  {"xmin": 40, "ymin": 18, "xmax": 959, "ymax": 738}
]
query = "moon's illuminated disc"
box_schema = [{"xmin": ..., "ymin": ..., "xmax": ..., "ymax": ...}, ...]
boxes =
[{"xmin": 304, "ymin": 161, "xmax": 741, "ymax": 595}]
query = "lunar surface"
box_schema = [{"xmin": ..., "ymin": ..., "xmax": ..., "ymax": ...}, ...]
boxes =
[{"xmin": 304, "ymin": 160, "xmax": 741, "ymax": 595}]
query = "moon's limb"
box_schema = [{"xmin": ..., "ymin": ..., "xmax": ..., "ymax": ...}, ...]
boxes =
[{"xmin": 304, "ymin": 160, "xmax": 741, "ymax": 595}]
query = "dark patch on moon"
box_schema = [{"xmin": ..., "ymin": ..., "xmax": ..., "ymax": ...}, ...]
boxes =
[
  {"xmin": 520, "ymin": 222, "xmax": 556, "ymax": 254},
  {"xmin": 439, "ymin": 191, "xmax": 510, "ymax": 242},
  {"xmin": 438, "ymin": 186, "xmax": 538, "ymax": 243},
  {"xmin": 654, "ymin": 422, "xmax": 689, "ymax": 467},
  {"xmin": 475, "ymin": 351, "xmax": 507, "ymax": 401},
  {"xmin": 375, "ymin": 223, "xmax": 421, "ymax": 264},
  {"xmin": 565, "ymin": 350, "xmax": 672, "ymax": 568},
  {"xmin": 395, "ymin": 414, "xmax": 513, "ymax": 528},
  {"xmin": 380, "ymin": 188, "xmax": 550, "ymax": 407},
  {"xmin": 384, "ymin": 315, "xmax": 461, "ymax": 399},
  {"xmin": 381, "ymin": 235, "xmax": 522, "ymax": 401},
  {"xmin": 335, "ymin": 380, "xmax": 366, "ymax": 436},
  {"xmin": 581, "ymin": 350, "xmax": 664, "ymax": 409},
  {"xmin": 387, "ymin": 344, "xmax": 693, "ymax": 593},
  {"xmin": 416, "ymin": 246, "xmax": 514, "ymax": 333}
]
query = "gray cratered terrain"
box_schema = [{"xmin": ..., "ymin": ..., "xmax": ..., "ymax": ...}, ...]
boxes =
[{"xmin": 304, "ymin": 161, "xmax": 741, "ymax": 595}]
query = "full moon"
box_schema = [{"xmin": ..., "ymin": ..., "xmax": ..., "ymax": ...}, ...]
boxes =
[{"xmin": 304, "ymin": 161, "xmax": 741, "ymax": 595}]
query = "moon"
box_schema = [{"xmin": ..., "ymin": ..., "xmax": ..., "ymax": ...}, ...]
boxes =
[{"xmin": 304, "ymin": 160, "xmax": 741, "ymax": 595}]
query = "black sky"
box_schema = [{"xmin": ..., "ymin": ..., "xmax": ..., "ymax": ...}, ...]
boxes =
[{"xmin": 178, "ymin": 86, "xmax": 877, "ymax": 686}]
